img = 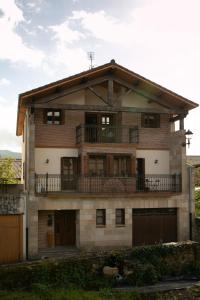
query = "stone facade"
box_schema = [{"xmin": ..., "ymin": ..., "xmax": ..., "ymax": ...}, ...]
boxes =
[
  {"xmin": 0, "ymin": 193, "xmax": 25, "ymax": 215},
  {"xmin": 34, "ymin": 193, "xmax": 190, "ymax": 254}
]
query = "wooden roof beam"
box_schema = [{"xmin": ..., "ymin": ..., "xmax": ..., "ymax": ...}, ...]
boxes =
[
  {"xmin": 113, "ymin": 77, "xmax": 176, "ymax": 110},
  {"xmin": 28, "ymin": 75, "xmax": 111, "ymax": 105},
  {"xmin": 26, "ymin": 102, "xmax": 184, "ymax": 114}
]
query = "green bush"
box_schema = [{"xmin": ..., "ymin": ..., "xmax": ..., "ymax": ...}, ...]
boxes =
[
  {"xmin": 182, "ymin": 261, "xmax": 200, "ymax": 278},
  {"xmin": 0, "ymin": 242, "xmax": 199, "ymax": 291},
  {"xmin": 126, "ymin": 263, "xmax": 159, "ymax": 286}
]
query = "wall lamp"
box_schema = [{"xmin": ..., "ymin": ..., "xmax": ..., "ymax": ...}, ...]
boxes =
[
  {"xmin": 182, "ymin": 130, "xmax": 193, "ymax": 147},
  {"xmin": 45, "ymin": 159, "xmax": 49, "ymax": 164}
]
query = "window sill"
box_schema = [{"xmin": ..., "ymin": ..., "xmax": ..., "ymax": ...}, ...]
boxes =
[
  {"xmin": 96, "ymin": 225, "xmax": 106, "ymax": 228},
  {"xmin": 115, "ymin": 224, "xmax": 125, "ymax": 227}
]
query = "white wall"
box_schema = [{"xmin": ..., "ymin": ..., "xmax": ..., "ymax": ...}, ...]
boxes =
[
  {"xmin": 55, "ymin": 91, "xmax": 85, "ymax": 105},
  {"xmin": 35, "ymin": 148, "xmax": 78, "ymax": 174},
  {"xmin": 136, "ymin": 150, "xmax": 169, "ymax": 174},
  {"xmin": 122, "ymin": 92, "xmax": 163, "ymax": 109}
]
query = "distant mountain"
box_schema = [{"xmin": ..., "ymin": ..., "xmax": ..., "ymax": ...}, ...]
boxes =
[{"xmin": 0, "ymin": 150, "xmax": 21, "ymax": 159}]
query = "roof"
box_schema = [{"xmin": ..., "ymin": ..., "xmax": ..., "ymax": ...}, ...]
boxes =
[{"xmin": 16, "ymin": 59, "xmax": 199, "ymax": 136}]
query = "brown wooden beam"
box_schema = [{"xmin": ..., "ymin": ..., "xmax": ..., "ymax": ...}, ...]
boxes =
[
  {"xmin": 88, "ymin": 87, "xmax": 111, "ymax": 106},
  {"xmin": 26, "ymin": 102, "xmax": 184, "ymax": 114},
  {"xmin": 113, "ymin": 77, "xmax": 175, "ymax": 110},
  {"xmin": 170, "ymin": 112, "xmax": 188, "ymax": 122},
  {"xmin": 31, "ymin": 75, "xmax": 111, "ymax": 105},
  {"xmin": 107, "ymin": 79, "xmax": 114, "ymax": 105}
]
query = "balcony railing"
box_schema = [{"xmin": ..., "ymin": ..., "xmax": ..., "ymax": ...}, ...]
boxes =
[
  {"xmin": 76, "ymin": 125, "xmax": 139, "ymax": 144},
  {"xmin": 35, "ymin": 174, "xmax": 181, "ymax": 194}
]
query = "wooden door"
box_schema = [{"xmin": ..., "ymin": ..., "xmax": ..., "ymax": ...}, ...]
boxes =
[
  {"xmin": 132, "ymin": 208, "xmax": 177, "ymax": 246},
  {"xmin": 136, "ymin": 158, "xmax": 145, "ymax": 191},
  {"xmin": 0, "ymin": 215, "xmax": 23, "ymax": 264},
  {"xmin": 85, "ymin": 113, "xmax": 98, "ymax": 142},
  {"xmin": 61, "ymin": 157, "xmax": 77, "ymax": 190},
  {"xmin": 100, "ymin": 114, "xmax": 115, "ymax": 143},
  {"xmin": 54, "ymin": 210, "xmax": 76, "ymax": 246}
]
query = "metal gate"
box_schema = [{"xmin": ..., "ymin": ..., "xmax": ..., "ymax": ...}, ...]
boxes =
[
  {"xmin": 132, "ymin": 208, "xmax": 177, "ymax": 246},
  {"xmin": 0, "ymin": 215, "xmax": 23, "ymax": 264}
]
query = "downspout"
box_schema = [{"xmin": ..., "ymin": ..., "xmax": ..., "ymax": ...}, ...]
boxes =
[{"xmin": 188, "ymin": 165, "xmax": 193, "ymax": 240}]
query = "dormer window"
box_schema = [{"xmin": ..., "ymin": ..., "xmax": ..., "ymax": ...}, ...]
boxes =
[
  {"xmin": 141, "ymin": 113, "xmax": 160, "ymax": 128},
  {"xmin": 44, "ymin": 109, "xmax": 62, "ymax": 125}
]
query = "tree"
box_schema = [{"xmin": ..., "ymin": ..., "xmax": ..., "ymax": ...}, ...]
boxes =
[{"xmin": 0, "ymin": 158, "xmax": 16, "ymax": 183}]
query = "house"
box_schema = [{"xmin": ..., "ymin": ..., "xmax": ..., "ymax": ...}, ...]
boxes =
[{"xmin": 16, "ymin": 59, "xmax": 198, "ymax": 258}]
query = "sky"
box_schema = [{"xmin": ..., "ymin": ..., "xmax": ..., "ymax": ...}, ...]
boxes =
[{"xmin": 0, "ymin": 0, "xmax": 200, "ymax": 155}]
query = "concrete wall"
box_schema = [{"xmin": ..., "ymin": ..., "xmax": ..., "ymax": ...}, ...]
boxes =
[
  {"xmin": 136, "ymin": 150, "xmax": 170, "ymax": 174},
  {"xmin": 35, "ymin": 148, "xmax": 78, "ymax": 174}
]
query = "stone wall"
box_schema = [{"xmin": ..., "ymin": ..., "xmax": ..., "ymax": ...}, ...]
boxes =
[{"xmin": 0, "ymin": 193, "xmax": 25, "ymax": 215}]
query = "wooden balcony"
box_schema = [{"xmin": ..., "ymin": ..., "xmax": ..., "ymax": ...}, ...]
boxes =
[
  {"xmin": 35, "ymin": 174, "xmax": 181, "ymax": 194},
  {"xmin": 76, "ymin": 125, "xmax": 139, "ymax": 144}
]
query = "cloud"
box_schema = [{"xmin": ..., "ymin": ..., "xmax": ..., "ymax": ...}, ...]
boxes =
[
  {"xmin": 45, "ymin": 20, "xmax": 88, "ymax": 76},
  {"xmin": 0, "ymin": 0, "xmax": 44, "ymax": 67},
  {"xmin": 0, "ymin": 129, "xmax": 21, "ymax": 152},
  {"xmin": 50, "ymin": 20, "xmax": 85, "ymax": 44},
  {"xmin": 0, "ymin": 78, "xmax": 10, "ymax": 86}
]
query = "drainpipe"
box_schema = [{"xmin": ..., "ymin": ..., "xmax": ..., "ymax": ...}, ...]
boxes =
[
  {"xmin": 188, "ymin": 165, "xmax": 193, "ymax": 240},
  {"xmin": 25, "ymin": 191, "xmax": 29, "ymax": 260}
]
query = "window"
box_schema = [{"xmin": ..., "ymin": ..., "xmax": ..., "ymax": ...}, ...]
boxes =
[
  {"xmin": 116, "ymin": 209, "xmax": 125, "ymax": 225},
  {"xmin": 114, "ymin": 156, "xmax": 131, "ymax": 177},
  {"xmin": 96, "ymin": 209, "xmax": 106, "ymax": 226},
  {"xmin": 141, "ymin": 113, "xmax": 160, "ymax": 128},
  {"xmin": 101, "ymin": 115, "xmax": 111, "ymax": 125},
  {"xmin": 45, "ymin": 109, "xmax": 62, "ymax": 124},
  {"xmin": 88, "ymin": 156, "xmax": 106, "ymax": 176}
]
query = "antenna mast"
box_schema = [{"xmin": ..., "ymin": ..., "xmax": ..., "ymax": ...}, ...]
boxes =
[{"xmin": 87, "ymin": 52, "xmax": 95, "ymax": 69}]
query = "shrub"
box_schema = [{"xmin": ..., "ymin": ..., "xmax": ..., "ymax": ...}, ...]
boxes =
[{"xmin": 126, "ymin": 263, "xmax": 159, "ymax": 286}]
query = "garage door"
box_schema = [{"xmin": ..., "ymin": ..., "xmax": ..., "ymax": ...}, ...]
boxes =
[
  {"xmin": 132, "ymin": 208, "xmax": 177, "ymax": 246},
  {"xmin": 0, "ymin": 215, "xmax": 23, "ymax": 264}
]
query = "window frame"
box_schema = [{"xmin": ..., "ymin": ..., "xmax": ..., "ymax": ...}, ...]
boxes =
[
  {"xmin": 141, "ymin": 113, "xmax": 160, "ymax": 128},
  {"xmin": 88, "ymin": 155, "xmax": 106, "ymax": 176},
  {"xmin": 113, "ymin": 155, "xmax": 131, "ymax": 177},
  {"xmin": 44, "ymin": 109, "xmax": 63, "ymax": 125},
  {"xmin": 115, "ymin": 208, "xmax": 125, "ymax": 226},
  {"xmin": 96, "ymin": 209, "xmax": 106, "ymax": 226}
]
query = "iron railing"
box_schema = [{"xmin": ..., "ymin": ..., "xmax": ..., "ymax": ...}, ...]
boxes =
[
  {"xmin": 35, "ymin": 174, "xmax": 181, "ymax": 194},
  {"xmin": 76, "ymin": 125, "xmax": 139, "ymax": 144}
]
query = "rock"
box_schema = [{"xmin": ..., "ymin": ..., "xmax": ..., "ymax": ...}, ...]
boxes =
[{"xmin": 103, "ymin": 266, "xmax": 119, "ymax": 277}]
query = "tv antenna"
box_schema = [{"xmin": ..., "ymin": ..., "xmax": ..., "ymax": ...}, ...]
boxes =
[{"xmin": 87, "ymin": 52, "xmax": 95, "ymax": 69}]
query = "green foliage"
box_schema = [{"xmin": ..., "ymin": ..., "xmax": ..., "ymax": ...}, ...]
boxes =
[
  {"xmin": 130, "ymin": 244, "xmax": 179, "ymax": 262},
  {"xmin": 0, "ymin": 287, "xmax": 141, "ymax": 300},
  {"xmin": 194, "ymin": 167, "xmax": 200, "ymax": 187},
  {"xmin": 182, "ymin": 261, "xmax": 200, "ymax": 278},
  {"xmin": 126, "ymin": 263, "xmax": 159, "ymax": 286},
  {"xmin": 195, "ymin": 190, "xmax": 200, "ymax": 217},
  {"xmin": 0, "ymin": 243, "xmax": 199, "ymax": 292},
  {"xmin": 0, "ymin": 158, "xmax": 17, "ymax": 183}
]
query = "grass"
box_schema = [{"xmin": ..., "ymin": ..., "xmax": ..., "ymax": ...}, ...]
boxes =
[
  {"xmin": 0, "ymin": 287, "xmax": 141, "ymax": 300},
  {"xmin": 1, "ymin": 286, "xmax": 200, "ymax": 300}
]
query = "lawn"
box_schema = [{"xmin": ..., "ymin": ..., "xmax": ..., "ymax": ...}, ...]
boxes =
[
  {"xmin": 0, "ymin": 287, "xmax": 140, "ymax": 300},
  {"xmin": 1, "ymin": 286, "xmax": 200, "ymax": 300}
]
